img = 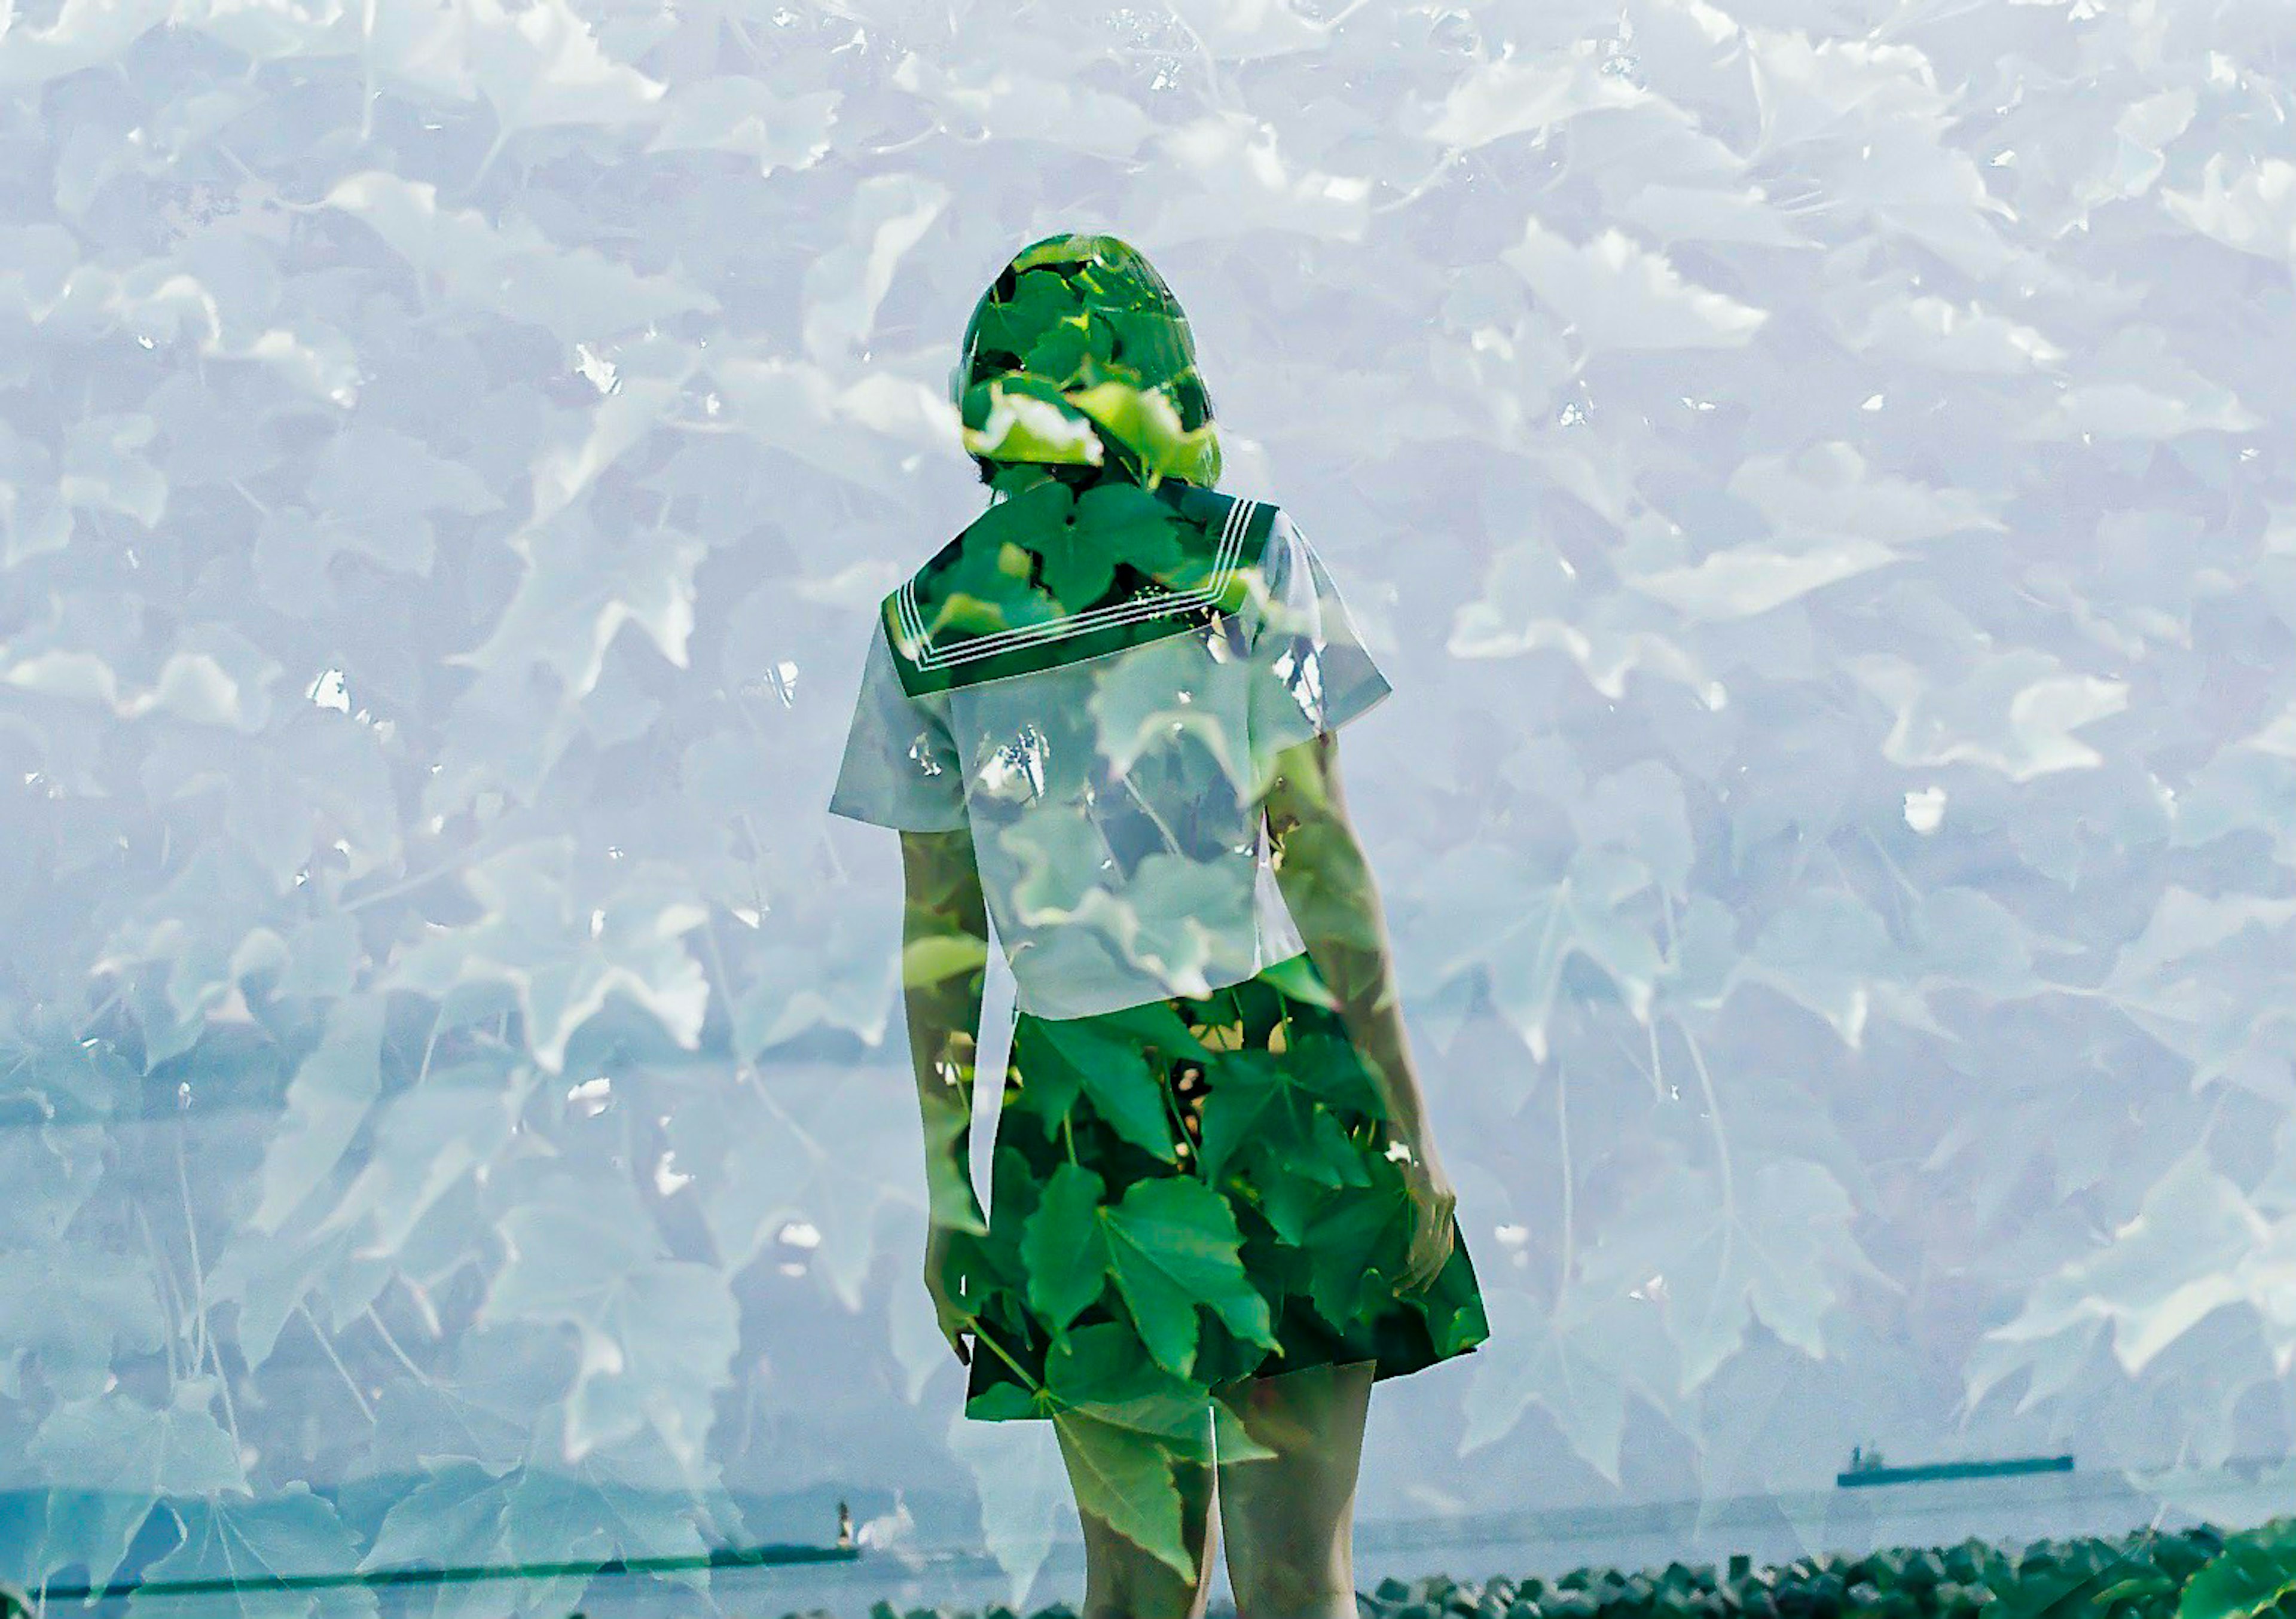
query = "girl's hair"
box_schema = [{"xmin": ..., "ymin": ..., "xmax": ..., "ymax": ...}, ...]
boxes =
[{"xmin": 949, "ymin": 233, "xmax": 1222, "ymax": 489}]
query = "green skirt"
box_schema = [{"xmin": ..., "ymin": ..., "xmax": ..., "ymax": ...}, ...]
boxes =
[{"xmin": 957, "ymin": 949, "xmax": 1490, "ymax": 1424}]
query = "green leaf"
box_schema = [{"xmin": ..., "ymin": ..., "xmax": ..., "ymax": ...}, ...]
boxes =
[
  {"xmin": 1257, "ymin": 950, "xmax": 1341, "ymax": 1011},
  {"xmin": 1065, "ymin": 380, "xmax": 1219, "ymax": 484},
  {"xmin": 323, "ymin": 171, "xmax": 711, "ymax": 345},
  {"xmin": 1457, "ymin": 1288, "xmax": 1645, "ymax": 1482},
  {"xmin": 377, "ymin": 840, "xmax": 711, "ymax": 1075},
  {"xmin": 1047, "ymin": 1407, "xmax": 1195, "ymax": 1582},
  {"xmin": 1193, "ymin": 1051, "xmax": 1293, "ymax": 1184},
  {"xmin": 1043, "ymin": 1321, "xmax": 1216, "ymax": 1460},
  {"xmin": 1080, "ymin": 997, "xmax": 1217, "ymax": 1061},
  {"xmin": 1021, "ymin": 1162, "xmax": 1112, "ymax": 1331},
  {"xmin": 1301, "ymin": 1159, "xmax": 1413, "ymax": 1325},
  {"xmin": 1033, "ymin": 481, "xmax": 1189, "ymax": 607},
  {"xmin": 1028, "ymin": 1016, "xmax": 1180, "ymax": 1163},
  {"xmin": 1256, "ymin": 1162, "xmax": 1334, "ymax": 1247},
  {"xmin": 961, "ymin": 377, "xmax": 1103, "ymax": 468},
  {"xmin": 901, "ymin": 933, "xmax": 988, "ymax": 990},
  {"xmin": 1101, "ymin": 1175, "xmax": 1277, "ymax": 1380}
]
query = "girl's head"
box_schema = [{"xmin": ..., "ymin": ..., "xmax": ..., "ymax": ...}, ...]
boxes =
[{"xmin": 949, "ymin": 233, "xmax": 1223, "ymax": 492}]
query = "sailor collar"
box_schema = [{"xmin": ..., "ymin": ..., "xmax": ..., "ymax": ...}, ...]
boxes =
[{"xmin": 884, "ymin": 479, "xmax": 1277, "ymax": 698}]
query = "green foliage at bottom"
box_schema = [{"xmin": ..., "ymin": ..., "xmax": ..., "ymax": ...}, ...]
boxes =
[{"xmin": 787, "ymin": 1522, "xmax": 2279, "ymax": 1619}]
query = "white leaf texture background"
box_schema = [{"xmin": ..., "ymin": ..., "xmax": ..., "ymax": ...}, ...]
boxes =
[{"xmin": 2, "ymin": 0, "xmax": 2294, "ymax": 1609}]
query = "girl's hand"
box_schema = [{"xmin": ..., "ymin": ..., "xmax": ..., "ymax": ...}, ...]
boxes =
[
  {"xmin": 1392, "ymin": 1139, "xmax": 1458, "ymax": 1294},
  {"xmin": 923, "ymin": 1224, "xmax": 978, "ymax": 1366}
]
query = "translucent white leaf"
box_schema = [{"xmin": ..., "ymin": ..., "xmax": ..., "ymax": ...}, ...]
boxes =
[
  {"xmin": 801, "ymin": 174, "xmax": 950, "ymax": 361},
  {"xmin": 323, "ymin": 171, "xmax": 715, "ymax": 344},
  {"xmin": 2161, "ymin": 152, "xmax": 2296, "ymax": 260},
  {"xmin": 1846, "ymin": 648, "xmax": 2129, "ymax": 781},
  {"xmin": 1419, "ymin": 44, "xmax": 1644, "ymax": 150},
  {"xmin": 647, "ymin": 76, "xmax": 839, "ymax": 173}
]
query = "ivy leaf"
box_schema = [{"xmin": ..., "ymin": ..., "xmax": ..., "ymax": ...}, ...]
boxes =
[
  {"xmin": 370, "ymin": 0, "xmax": 665, "ymax": 169},
  {"xmin": 2175, "ymin": 1516, "xmax": 2296, "ymax": 1619},
  {"xmin": 1405, "ymin": 842, "xmax": 1666, "ymax": 1062},
  {"xmin": 0, "ymin": 1241, "xmax": 164, "ymax": 1401},
  {"xmin": 1064, "ymin": 854, "xmax": 1254, "ymax": 1001},
  {"xmin": 1445, "ymin": 533, "xmax": 1726, "ymax": 708},
  {"xmin": 25, "ymin": 1381, "xmax": 248, "ymax": 1592},
  {"xmin": 1254, "ymin": 1166, "xmax": 1335, "ymax": 1250},
  {"xmin": 1003, "ymin": 812, "xmax": 1126, "ymax": 927},
  {"xmin": 1064, "ymin": 380, "xmax": 1219, "ymax": 485},
  {"xmin": 302, "ymin": 1055, "xmax": 536, "ymax": 1262},
  {"xmin": 801, "ymin": 174, "xmax": 949, "ymax": 361},
  {"xmin": 1192, "ymin": 1047, "xmax": 1369, "ymax": 1195},
  {"xmin": 288, "ymin": 421, "xmax": 500, "ymax": 589},
  {"xmin": 323, "ymin": 171, "xmax": 712, "ymax": 345},
  {"xmin": 732, "ymin": 899, "xmax": 902, "ymax": 1055},
  {"xmin": 1089, "ymin": 660, "xmax": 1252, "ymax": 798},
  {"xmin": 927, "ymin": 520, "xmax": 1062, "ymax": 639},
  {"xmin": 485, "ymin": 1462, "xmax": 715, "ymax": 1609},
  {"xmin": 1022, "ymin": 314, "xmax": 1104, "ymax": 390},
  {"xmin": 645, "ymin": 78, "xmax": 838, "ymax": 176},
  {"xmin": 1045, "ymin": 1405, "xmax": 1195, "ymax": 1581},
  {"xmin": 1971, "ymin": 1146, "xmax": 2276, "ymax": 1409},
  {"xmin": 206, "ymin": 1217, "xmax": 384, "ymax": 1373},
  {"xmin": 1502, "ymin": 218, "xmax": 1769, "ymax": 354},
  {"xmin": 1033, "ymin": 481, "xmax": 1189, "ymax": 608},
  {"xmin": 1737, "ymin": 886, "xmax": 1953, "ymax": 1050},
  {"xmin": 1299, "ymin": 1156, "xmax": 1413, "ymax": 1326},
  {"xmin": 1022, "ymin": 1017, "xmax": 1178, "ymax": 1165},
  {"xmin": 1043, "ymin": 1320, "xmax": 1216, "ymax": 1461},
  {"xmin": 960, "ymin": 375, "xmax": 1103, "ymax": 468},
  {"xmin": 1083, "ymin": 998, "xmax": 1216, "ymax": 1062},
  {"xmin": 358, "ymin": 1461, "xmax": 521, "ymax": 1619},
  {"xmin": 1592, "ymin": 1152, "xmax": 1888, "ymax": 1397},
  {"xmin": 445, "ymin": 509, "xmax": 708, "ymax": 702},
  {"xmin": 975, "ymin": 264, "xmax": 1088, "ymax": 357},
  {"xmin": 2, "ymin": 625, "xmax": 286, "ymax": 734},
  {"xmin": 379, "ymin": 841, "xmax": 711, "ymax": 1075},
  {"xmin": 0, "ymin": 1003, "xmax": 135, "ymax": 1127},
  {"xmin": 127, "ymin": 1484, "xmax": 376, "ymax": 1619},
  {"xmin": 60, "ymin": 411, "xmax": 165, "ymax": 529},
  {"xmin": 945, "ymin": 1400, "xmax": 1073, "ymax": 1609},
  {"xmin": 1458, "ymin": 1287, "xmax": 1643, "ymax": 1482},
  {"xmin": 900, "ymin": 932, "xmax": 988, "ymax": 992},
  {"xmin": 1193, "ymin": 1050, "xmax": 1291, "ymax": 1184},
  {"xmin": 662, "ymin": 1059, "xmax": 917, "ymax": 1310},
  {"xmin": 1844, "ymin": 645, "xmax": 2130, "ymax": 781},
  {"xmin": 1256, "ymin": 950, "xmax": 1341, "ymax": 1012},
  {"xmin": 248, "ymin": 995, "xmax": 389, "ymax": 1235},
  {"xmin": 1021, "ymin": 1162, "xmax": 1112, "ymax": 1331},
  {"xmin": 1101, "ymin": 1175, "xmax": 1276, "ymax": 1381},
  {"xmin": 478, "ymin": 1172, "xmax": 738, "ymax": 1473}
]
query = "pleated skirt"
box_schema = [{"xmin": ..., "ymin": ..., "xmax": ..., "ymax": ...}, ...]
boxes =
[{"xmin": 955, "ymin": 949, "xmax": 1490, "ymax": 1423}]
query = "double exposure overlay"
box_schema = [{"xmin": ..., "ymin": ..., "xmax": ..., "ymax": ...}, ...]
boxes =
[
  {"xmin": 832, "ymin": 237, "xmax": 1488, "ymax": 1581},
  {"xmin": 2, "ymin": 0, "xmax": 2294, "ymax": 1614}
]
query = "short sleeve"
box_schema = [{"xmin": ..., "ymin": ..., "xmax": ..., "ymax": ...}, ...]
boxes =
[
  {"xmin": 1246, "ymin": 511, "xmax": 1394, "ymax": 790},
  {"xmin": 826, "ymin": 615, "xmax": 971, "ymax": 833}
]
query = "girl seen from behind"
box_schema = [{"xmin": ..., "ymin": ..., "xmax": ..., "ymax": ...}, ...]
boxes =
[{"xmin": 828, "ymin": 232, "xmax": 1490, "ymax": 1619}]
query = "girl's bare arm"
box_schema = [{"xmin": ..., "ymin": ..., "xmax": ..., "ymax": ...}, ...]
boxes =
[
  {"xmin": 897, "ymin": 827, "xmax": 993, "ymax": 1236},
  {"xmin": 1261, "ymin": 731, "xmax": 1438, "ymax": 1159}
]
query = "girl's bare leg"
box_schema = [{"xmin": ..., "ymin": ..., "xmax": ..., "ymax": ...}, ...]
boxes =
[
  {"xmin": 1056, "ymin": 1409, "xmax": 1223, "ymax": 1619},
  {"xmin": 1214, "ymin": 1359, "xmax": 1376, "ymax": 1619}
]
